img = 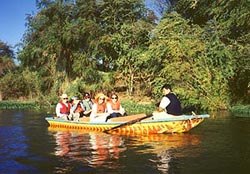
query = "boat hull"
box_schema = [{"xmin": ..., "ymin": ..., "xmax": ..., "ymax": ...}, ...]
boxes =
[{"xmin": 45, "ymin": 114, "xmax": 209, "ymax": 135}]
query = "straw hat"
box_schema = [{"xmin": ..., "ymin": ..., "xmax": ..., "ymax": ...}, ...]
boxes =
[
  {"xmin": 60, "ymin": 93, "xmax": 68, "ymax": 98},
  {"xmin": 95, "ymin": 93, "xmax": 107, "ymax": 100}
]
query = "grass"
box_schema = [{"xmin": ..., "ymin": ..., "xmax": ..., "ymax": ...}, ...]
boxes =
[
  {"xmin": 0, "ymin": 101, "xmax": 49, "ymax": 110},
  {"xmin": 230, "ymin": 105, "xmax": 250, "ymax": 114},
  {"xmin": 0, "ymin": 99, "xmax": 156, "ymax": 114},
  {"xmin": 121, "ymin": 100, "xmax": 156, "ymax": 115}
]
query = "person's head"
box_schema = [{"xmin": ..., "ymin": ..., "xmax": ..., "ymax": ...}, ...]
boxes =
[
  {"xmin": 83, "ymin": 92, "xmax": 91, "ymax": 100},
  {"xmin": 60, "ymin": 93, "xmax": 68, "ymax": 103},
  {"xmin": 161, "ymin": 84, "xmax": 172, "ymax": 95},
  {"xmin": 111, "ymin": 94, "xmax": 118, "ymax": 102},
  {"xmin": 71, "ymin": 96, "xmax": 80, "ymax": 104},
  {"xmin": 95, "ymin": 93, "xmax": 107, "ymax": 104}
]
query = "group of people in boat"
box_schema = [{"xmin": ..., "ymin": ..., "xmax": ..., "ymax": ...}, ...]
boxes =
[
  {"xmin": 55, "ymin": 92, "xmax": 127, "ymax": 122},
  {"xmin": 56, "ymin": 84, "xmax": 183, "ymax": 122}
]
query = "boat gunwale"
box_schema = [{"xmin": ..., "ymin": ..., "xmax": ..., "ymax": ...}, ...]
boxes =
[{"xmin": 45, "ymin": 114, "xmax": 209, "ymax": 125}]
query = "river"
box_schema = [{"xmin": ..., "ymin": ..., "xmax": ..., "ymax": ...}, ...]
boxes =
[{"xmin": 0, "ymin": 109, "xmax": 250, "ymax": 174}]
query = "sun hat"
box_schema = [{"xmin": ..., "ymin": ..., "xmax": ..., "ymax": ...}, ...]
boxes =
[
  {"xmin": 60, "ymin": 93, "xmax": 68, "ymax": 98},
  {"xmin": 71, "ymin": 96, "xmax": 78, "ymax": 100},
  {"xmin": 95, "ymin": 93, "xmax": 107, "ymax": 100}
]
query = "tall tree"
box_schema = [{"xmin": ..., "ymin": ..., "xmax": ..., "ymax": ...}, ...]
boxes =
[
  {"xmin": 95, "ymin": 0, "xmax": 150, "ymax": 71},
  {"xmin": 111, "ymin": 20, "xmax": 154, "ymax": 95},
  {"xmin": 19, "ymin": 0, "xmax": 83, "ymax": 94},
  {"xmin": 146, "ymin": 12, "xmax": 235, "ymax": 110},
  {"xmin": 0, "ymin": 41, "xmax": 15, "ymax": 76},
  {"xmin": 173, "ymin": 0, "xmax": 250, "ymax": 103}
]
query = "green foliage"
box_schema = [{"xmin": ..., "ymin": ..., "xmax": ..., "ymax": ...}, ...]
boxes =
[
  {"xmin": 173, "ymin": 0, "xmax": 250, "ymax": 105},
  {"xmin": 5, "ymin": 0, "xmax": 247, "ymax": 111},
  {"xmin": 0, "ymin": 41, "xmax": 15, "ymax": 75},
  {"xmin": 111, "ymin": 20, "xmax": 154, "ymax": 95},
  {"xmin": 230, "ymin": 105, "xmax": 250, "ymax": 115},
  {"xmin": 0, "ymin": 101, "xmax": 37, "ymax": 109},
  {"xmin": 146, "ymin": 12, "xmax": 235, "ymax": 110},
  {"xmin": 121, "ymin": 100, "xmax": 156, "ymax": 115},
  {"xmin": 0, "ymin": 68, "xmax": 43, "ymax": 100},
  {"xmin": 55, "ymin": 71, "xmax": 114, "ymax": 100},
  {"xmin": 0, "ymin": 72, "xmax": 27, "ymax": 99}
]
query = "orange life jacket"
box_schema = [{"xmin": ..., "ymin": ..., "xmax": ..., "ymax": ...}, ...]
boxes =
[
  {"xmin": 97, "ymin": 103, "xmax": 107, "ymax": 113},
  {"xmin": 109, "ymin": 101, "xmax": 120, "ymax": 110},
  {"xmin": 75, "ymin": 104, "xmax": 84, "ymax": 113}
]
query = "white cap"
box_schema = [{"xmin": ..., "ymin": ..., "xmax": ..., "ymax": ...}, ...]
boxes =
[{"xmin": 60, "ymin": 93, "xmax": 68, "ymax": 98}]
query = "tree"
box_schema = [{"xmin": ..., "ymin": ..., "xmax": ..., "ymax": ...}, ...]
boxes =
[
  {"xmin": 146, "ymin": 12, "xmax": 235, "ymax": 110},
  {"xmin": 111, "ymin": 20, "xmax": 154, "ymax": 95},
  {"xmin": 0, "ymin": 41, "xmax": 15, "ymax": 76},
  {"xmin": 19, "ymin": 0, "xmax": 87, "ymax": 94},
  {"xmin": 172, "ymin": 0, "xmax": 250, "ymax": 104}
]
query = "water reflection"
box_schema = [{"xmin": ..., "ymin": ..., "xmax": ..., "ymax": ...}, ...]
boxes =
[
  {"xmin": 50, "ymin": 128, "xmax": 127, "ymax": 169},
  {"xmin": 128, "ymin": 133, "xmax": 201, "ymax": 173},
  {"xmin": 48, "ymin": 126, "xmax": 201, "ymax": 173},
  {"xmin": 4, "ymin": 109, "xmax": 250, "ymax": 173},
  {"xmin": 54, "ymin": 131, "xmax": 72, "ymax": 156},
  {"xmin": 89, "ymin": 132, "xmax": 126, "ymax": 167}
]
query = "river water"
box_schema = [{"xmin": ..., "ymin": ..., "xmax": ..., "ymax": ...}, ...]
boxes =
[{"xmin": 0, "ymin": 109, "xmax": 250, "ymax": 174}]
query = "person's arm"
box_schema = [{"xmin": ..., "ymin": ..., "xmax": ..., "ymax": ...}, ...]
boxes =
[
  {"xmin": 90, "ymin": 104, "xmax": 109, "ymax": 120},
  {"xmin": 56, "ymin": 103, "xmax": 64, "ymax": 117},
  {"xmin": 106, "ymin": 102, "xmax": 114, "ymax": 113},
  {"xmin": 56, "ymin": 103, "xmax": 61, "ymax": 117},
  {"xmin": 81, "ymin": 100, "xmax": 88, "ymax": 110},
  {"xmin": 119, "ymin": 104, "xmax": 126, "ymax": 115},
  {"xmin": 79, "ymin": 103, "xmax": 86, "ymax": 111},
  {"xmin": 157, "ymin": 97, "xmax": 170, "ymax": 112},
  {"xmin": 70, "ymin": 103, "xmax": 78, "ymax": 113}
]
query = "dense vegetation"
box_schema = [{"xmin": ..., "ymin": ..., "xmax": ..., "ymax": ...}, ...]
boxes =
[{"xmin": 0, "ymin": 0, "xmax": 249, "ymax": 111}]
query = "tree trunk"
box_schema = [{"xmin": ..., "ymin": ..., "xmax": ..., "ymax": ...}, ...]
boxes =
[{"xmin": 0, "ymin": 91, "xmax": 2, "ymax": 101}]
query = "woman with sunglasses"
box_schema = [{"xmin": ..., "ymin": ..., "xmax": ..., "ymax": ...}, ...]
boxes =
[
  {"xmin": 90, "ymin": 93, "xmax": 110, "ymax": 122},
  {"xmin": 106, "ymin": 93, "xmax": 127, "ymax": 119}
]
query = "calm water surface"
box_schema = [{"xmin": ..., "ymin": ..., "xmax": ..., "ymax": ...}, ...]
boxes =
[{"xmin": 1, "ymin": 109, "xmax": 250, "ymax": 174}]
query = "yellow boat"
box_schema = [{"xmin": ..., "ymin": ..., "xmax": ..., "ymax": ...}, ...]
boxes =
[{"xmin": 45, "ymin": 113, "xmax": 209, "ymax": 135}]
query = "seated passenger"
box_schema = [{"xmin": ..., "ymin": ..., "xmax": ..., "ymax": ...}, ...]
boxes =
[
  {"xmin": 55, "ymin": 93, "xmax": 71, "ymax": 120},
  {"xmin": 153, "ymin": 84, "xmax": 182, "ymax": 120},
  {"xmin": 81, "ymin": 92, "xmax": 94, "ymax": 117},
  {"xmin": 69, "ymin": 96, "xmax": 85, "ymax": 121},
  {"xmin": 90, "ymin": 93, "xmax": 110, "ymax": 122},
  {"xmin": 107, "ymin": 93, "xmax": 127, "ymax": 119}
]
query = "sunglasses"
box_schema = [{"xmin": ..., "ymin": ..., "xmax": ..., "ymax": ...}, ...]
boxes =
[
  {"xmin": 63, "ymin": 98, "xmax": 68, "ymax": 100},
  {"xmin": 112, "ymin": 96, "xmax": 118, "ymax": 99},
  {"xmin": 99, "ymin": 97, "xmax": 105, "ymax": 100}
]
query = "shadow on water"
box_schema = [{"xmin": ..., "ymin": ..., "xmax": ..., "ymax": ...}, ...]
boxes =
[{"xmin": 1, "ymin": 109, "xmax": 250, "ymax": 174}]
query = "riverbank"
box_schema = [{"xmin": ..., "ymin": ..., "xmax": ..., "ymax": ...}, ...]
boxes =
[
  {"xmin": 0, "ymin": 100, "xmax": 156, "ymax": 115},
  {"xmin": 1, "ymin": 101, "xmax": 250, "ymax": 116},
  {"xmin": 230, "ymin": 105, "xmax": 250, "ymax": 114},
  {"xmin": 0, "ymin": 101, "xmax": 42, "ymax": 110}
]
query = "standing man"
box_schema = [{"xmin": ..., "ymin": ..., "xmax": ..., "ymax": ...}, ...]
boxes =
[{"xmin": 153, "ymin": 84, "xmax": 182, "ymax": 119}]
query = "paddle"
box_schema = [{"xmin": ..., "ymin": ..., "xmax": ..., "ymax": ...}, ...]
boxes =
[{"xmin": 103, "ymin": 114, "xmax": 153, "ymax": 133}]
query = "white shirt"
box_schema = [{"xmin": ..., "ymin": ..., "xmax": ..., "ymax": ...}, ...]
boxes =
[
  {"xmin": 90, "ymin": 103, "xmax": 109, "ymax": 122},
  {"xmin": 159, "ymin": 96, "xmax": 170, "ymax": 109},
  {"xmin": 56, "ymin": 102, "xmax": 70, "ymax": 117}
]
